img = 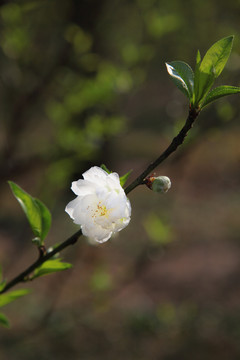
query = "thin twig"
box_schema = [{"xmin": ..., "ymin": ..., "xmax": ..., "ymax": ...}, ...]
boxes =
[
  {"xmin": 0, "ymin": 107, "xmax": 200, "ymax": 294},
  {"xmin": 0, "ymin": 230, "xmax": 82, "ymax": 294}
]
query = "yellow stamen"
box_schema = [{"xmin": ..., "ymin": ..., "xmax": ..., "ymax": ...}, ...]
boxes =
[{"xmin": 92, "ymin": 201, "xmax": 111, "ymax": 218}]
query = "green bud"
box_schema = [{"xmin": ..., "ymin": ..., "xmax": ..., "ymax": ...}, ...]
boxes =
[{"xmin": 152, "ymin": 176, "xmax": 171, "ymax": 193}]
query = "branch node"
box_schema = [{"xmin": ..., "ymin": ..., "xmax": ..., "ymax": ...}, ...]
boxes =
[{"xmin": 38, "ymin": 245, "xmax": 47, "ymax": 259}]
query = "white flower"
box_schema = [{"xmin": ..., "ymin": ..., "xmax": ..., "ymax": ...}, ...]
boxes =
[{"xmin": 65, "ymin": 166, "xmax": 131, "ymax": 243}]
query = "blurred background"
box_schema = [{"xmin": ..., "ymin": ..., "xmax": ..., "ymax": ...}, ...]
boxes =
[{"xmin": 0, "ymin": 0, "xmax": 240, "ymax": 359}]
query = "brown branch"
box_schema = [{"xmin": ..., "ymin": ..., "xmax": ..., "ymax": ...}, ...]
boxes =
[{"xmin": 0, "ymin": 107, "xmax": 200, "ymax": 295}]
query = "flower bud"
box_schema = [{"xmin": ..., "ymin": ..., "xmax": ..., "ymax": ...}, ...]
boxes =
[
  {"xmin": 152, "ymin": 176, "xmax": 171, "ymax": 193},
  {"xmin": 145, "ymin": 175, "xmax": 171, "ymax": 193}
]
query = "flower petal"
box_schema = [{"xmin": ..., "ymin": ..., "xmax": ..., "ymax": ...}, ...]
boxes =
[
  {"xmin": 83, "ymin": 166, "xmax": 108, "ymax": 182},
  {"xmin": 65, "ymin": 197, "xmax": 81, "ymax": 219},
  {"xmin": 71, "ymin": 179, "xmax": 96, "ymax": 196},
  {"xmin": 82, "ymin": 223, "xmax": 112, "ymax": 243}
]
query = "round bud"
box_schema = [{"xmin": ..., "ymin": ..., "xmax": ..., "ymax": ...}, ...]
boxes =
[{"xmin": 151, "ymin": 176, "xmax": 171, "ymax": 193}]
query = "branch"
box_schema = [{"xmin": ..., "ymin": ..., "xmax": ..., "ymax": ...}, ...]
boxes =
[
  {"xmin": 0, "ymin": 230, "xmax": 82, "ymax": 294},
  {"xmin": 125, "ymin": 107, "xmax": 200, "ymax": 194},
  {"xmin": 0, "ymin": 107, "xmax": 199, "ymax": 294}
]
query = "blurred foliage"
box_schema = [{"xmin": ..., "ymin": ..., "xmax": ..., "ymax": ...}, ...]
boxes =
[
  {"xmin": 0, "ymin": 0, "xmax": 147, "ymax": 199},
  {"xmin": 90, "ymin": 266, "xmax": 112, "ymax": 292},
  {"xmin": 1, "ymin": 0, "xmax": 239, "ymax": 201},
  {"xmin": 144, "ymin": 212, "xmax": 173, "ymax": 244}
]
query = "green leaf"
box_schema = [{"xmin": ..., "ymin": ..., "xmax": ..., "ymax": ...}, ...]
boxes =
[
  {"xmin": 120, "ymin": 169, "xmax": 132, "ymax": 187},
  {"xmin": 202, "ymin": 85, "xmax": 240, "ymax": 108},
  {"xmin": 0, "ymin": 312, "xmax": 10, "ymax": 328},
  {"xmin": 34, "ymin": 199, "xmax": 51, "ymax": 241},
  {"xmin": 31, "ymin": 259, "xmax": 72, "ymax": 279},
  {"xmin": 166, "ymin": 61, "xmax": 194, "ymax": 100},
  {"xmin": 8, "ymin": 181, "xmax": 51, "ymax": 242},
  {"xmin": 197, "ymin": 69, "xmax": 216, "ymax": 106},
  {"xmin": 195, "ymin": 36, "xmax": 234, "ymax": 105},
  {"xmin": 200, "ymin": 36, "xmax": 234, "ymax": 78},
  {"xmin": 100, "ymin": 164, "xmax": 111, "ymax": 174},
  {"xmin": 0, "ymin": 289, "xmax": 30, "ymax": 308}
]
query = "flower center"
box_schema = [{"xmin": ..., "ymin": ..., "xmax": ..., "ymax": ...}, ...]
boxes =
[{"xmin": 93, "ymin": 201, "xmax": 111, "ymax": 219}]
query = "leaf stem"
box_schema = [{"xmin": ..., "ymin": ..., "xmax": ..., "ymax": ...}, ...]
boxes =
[{"xmin": 0, "ymin": 107, "xmax": 200, "ymax": 294}]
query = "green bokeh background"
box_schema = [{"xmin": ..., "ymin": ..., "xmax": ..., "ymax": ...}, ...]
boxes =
[{"xmin": 1, "ymin": 0, "xmax": 240, "ymax": 359}]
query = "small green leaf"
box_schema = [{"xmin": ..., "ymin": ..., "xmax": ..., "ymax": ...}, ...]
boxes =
[
  {"xmin": 8, "ymin": 182, "xmax": 51, "ymax": 242},
  {"xmin": 100, "ymin": 164, "xmax": 111, "ymax": 174},
  {"xmin": 34, "ymin": 199, "xmax": 51, "ymax": 241},
  {"xmin": 0, "ymin": 312, "xmax": 10, "ymax": 328},
  {"xmin": 194, "ymin": 50, "xmax": 201, "ymax": 104},
  {"xmin": 196, "ymin": 50, "xmax": 201, "ymax": 66},
  {"xmin": 166, "ymin": 61, "xmax": 194, "ymax": 100},
  {"xmin": 120, "ymin": 170, "xmax": 132, "ymax": 187},
  {"xmin": 31, "ymin": 259, "xmax": 72, "ymax": 279},
  {"xmin": 202, "ymin": 85, "xmax": 240, "ymax": 108},
  {"xmin": 0, "ymin": 289, "xmax": 30, "ymax": 308},
  {"xmin": 9, "ymin": 181, "xmax": 42, "ymax": 238}
]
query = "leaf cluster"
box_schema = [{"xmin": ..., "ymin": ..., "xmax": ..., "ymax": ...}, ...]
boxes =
[{"xmin": 166, "ymin": 36, "xmax": 240, "ymax": 110}]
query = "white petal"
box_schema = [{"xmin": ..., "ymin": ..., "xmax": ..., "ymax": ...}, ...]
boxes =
[
  {"xmin": 113, "ymin": 217, "xmax": 131, "ymax": 232},
  {"xmin": 65, "ymin": 197, "xmax": 81, "ymax": 219},
  {"xmin": 106, "ymin": 172, "xmax": 121, "ymax": 190},
  {"xmin": 108, "ymin": 172, "xmax": 120, "ymax": 183},
  {"xmin": 82, "ymin": 223, "xmax": 112, "ymax": 243},
  {"xmin": 107, "ymin": 194, "xmax": 131, "ymax": 220},
  {"xmin": 125, "ymin": 198, "xmax": 131, "ymax": 217},
  {"xmin": 77, "ymin": 193, "xmax": 98, "ymax": 210},
  {"xmin": 94, "ymin": 215, "xmax": 114, "ymax": 228},
  {"xmin": 71, "ymin": 179, "xmax": 96, "ymax": 196},
  {"xmin": 73, "ymin": 194, "xmax": 99, "ymax": 223},
  {"xmin": 83, "ymin": 166, "xmax": 108, "ymax": 182}
]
